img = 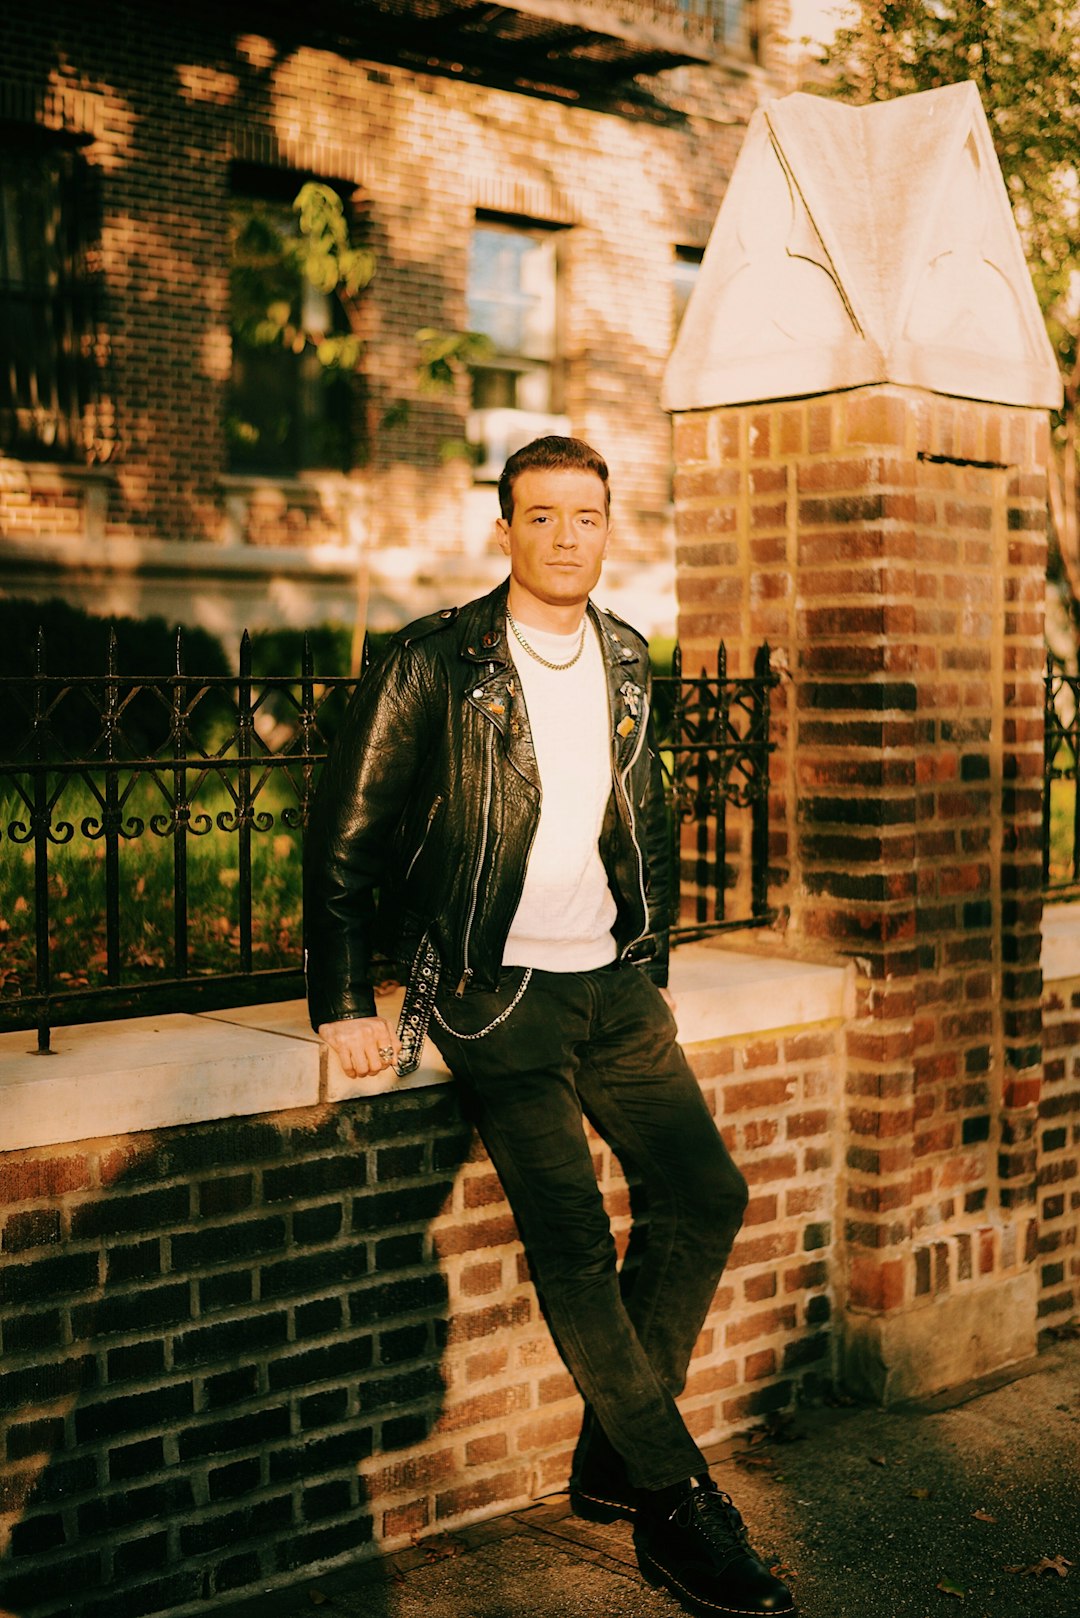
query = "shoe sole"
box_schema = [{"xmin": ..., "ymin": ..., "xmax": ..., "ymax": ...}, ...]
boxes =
[
  {"xmin": 637, "ymin": 1545, "xmax": 796, "ymax": 1617},
  {"xmin": 568, "ymin": 1486, "xmax": 637, "ymax": 1524}
]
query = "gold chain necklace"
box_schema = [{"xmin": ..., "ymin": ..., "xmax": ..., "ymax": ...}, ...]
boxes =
[{"xmin": 506, "ymin": 609, "xmax": 587, "ymax": 671}]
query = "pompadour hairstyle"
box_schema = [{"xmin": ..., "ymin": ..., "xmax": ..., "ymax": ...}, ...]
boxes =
[{"xmin": 498, "ymin": 435, "xmax": 610, "ymax": 522}]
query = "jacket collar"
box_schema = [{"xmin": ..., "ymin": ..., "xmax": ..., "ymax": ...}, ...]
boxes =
[
  {"xmin": 461, "ymin": 579, "xmax": 649, "ymax": 780},
  {"xmin": 460, "ymin": 578, "xmax": 645, "ymax": 673}
]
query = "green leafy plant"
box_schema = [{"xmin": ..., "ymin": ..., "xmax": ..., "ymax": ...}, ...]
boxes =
[
  {"xmin": 815, "ymin": 2, "xmax": 1080, "ymax": 603},
  {"xmin": 229, "ymin": 182, "xmax": 374, "ymax": 368}
]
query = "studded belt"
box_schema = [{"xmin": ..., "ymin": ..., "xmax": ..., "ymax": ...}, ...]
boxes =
[{"xmin": 395, "ymin": 933, "xmax": 441, "ymax": 1075}]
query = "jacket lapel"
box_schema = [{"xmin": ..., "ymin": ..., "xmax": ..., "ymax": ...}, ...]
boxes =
[
  {"xmin": 461, "ymin": 593, "xmax": 541, "ymax": 793},
  {"xmin": 460, "ymin": 589, "xmax": 645, "ymax": 788},
  {"xmin": 592, "ymin": 606, "xmax": 647, "ymax": 773}
]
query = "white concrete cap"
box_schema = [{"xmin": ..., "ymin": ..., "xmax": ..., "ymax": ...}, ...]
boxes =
[{"xmin": 663, "ymin": 82, "xmax": 1062, "ymax": 413}]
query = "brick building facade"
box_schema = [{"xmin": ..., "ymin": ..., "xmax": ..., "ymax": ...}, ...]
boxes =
[{"xmin": 0, "ymin": 1, "xmax": 792, "ymax": 641}]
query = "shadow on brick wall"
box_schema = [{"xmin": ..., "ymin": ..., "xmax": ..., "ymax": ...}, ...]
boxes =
[{"xmin": 0, "ymin": 1086, "xmax": 474, "ymax": 1618}]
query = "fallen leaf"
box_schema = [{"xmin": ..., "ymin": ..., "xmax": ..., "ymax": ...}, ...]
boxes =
[
  {"xmin": 762, "ymin": 1413, "xmax": 804, "ymax": 1444},
  {"xmin": 971, "ymin": 1509, "xmax": 996, "ymax": 1523},
  {"xmin": 1050, "ymin": 1316, "xmax": 1080, "ymax": 1340},
  {"xmin": 869, "ymin": 1454, "xmax": 887, "ymax": 1467},
  {"xmin": 1005, "ymin": 1556, "xmax": 1072, "ymax": 1578},
  {"xmin": 936, "ymin": 1578, "xmax": 966, "ymax": 1599},
  {"xmin": 307, "ymin": 1590, "xmax": 330, "ymax": 1607},
  {"xmin": 416, "ymin": 1534, "xmax": 464, "ymax": 1563},
  {"xmin": 909, "ymin": 1487, "xmax": 932, "ymax": 1499},
  {"xmin": 734, "ymin": 1452, "xmax": 775, "ymax": 1470}
]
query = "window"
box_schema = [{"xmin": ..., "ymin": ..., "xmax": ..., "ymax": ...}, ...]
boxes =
[
  {"xmin": 226, "ymin": 166, "xmax": 358, "ymax": 476},
  {"xmin": 466, "ymin": 217, "xmax": 564, "ymax": 478},
  {"xmin": 672, "ymin": 245, "xmax": 704, "ymax": 336},
  {"xmin": 467, "ymin": 220, "xmax": 560, "ymax": 413},
  {"xmin": 678, "ymin": 0, "xmax": 758, "ymax": 56},
  {"xmin": 0, "ymin": 127, "xmax": 109, "ymax": 462}
]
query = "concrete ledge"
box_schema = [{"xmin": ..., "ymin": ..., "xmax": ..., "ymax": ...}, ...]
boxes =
[
  {"xmin": 672, "ymin": 942, "xmax": 853, "ymax": 1046},
  {"xmin": 0, "ymin": 532, "xmax": 362, "ymax": 579},
  {"xmin": 1041, "ymin": 900, "xmax": 1080, "ymax": 982},
  {"xmin": 0, "ymin": 944, "xmax": 851, "ymax": 1153},
  {"xmin": 0, "ymin": 1012, "xmax": 322, "ymax": 1155}
]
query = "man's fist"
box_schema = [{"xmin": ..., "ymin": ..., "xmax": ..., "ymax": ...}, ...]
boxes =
[{"xmin": 317, "ymin": 1016, "xmax": 401, "ymax": 1078}]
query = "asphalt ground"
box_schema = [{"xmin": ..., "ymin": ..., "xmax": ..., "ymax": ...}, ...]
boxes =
[{"xmin": 220, "ymin": 1336, "xmax": 1079, "ymax": 1618}]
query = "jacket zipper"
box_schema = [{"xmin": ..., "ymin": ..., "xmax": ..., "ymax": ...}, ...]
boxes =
[
  {"xmin": 617, "ymin": 691, "xmax": 651, "ymax": 960},
  {"xmin": 405, "ymin": 794, "xmax": 442, "ymax": 882},
  {"xmin": 457, "ymin": 722, "xmax": 494, "ymax": 993}
]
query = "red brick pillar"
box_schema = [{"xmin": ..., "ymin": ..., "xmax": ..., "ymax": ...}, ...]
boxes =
[{"xmin": 670, "ymin": 386, "xmax": 1049, "ymax": 1399}]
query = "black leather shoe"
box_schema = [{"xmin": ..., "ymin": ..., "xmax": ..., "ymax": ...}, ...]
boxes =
[
  {"xmin": 568, "ymin": 1412, "xmax": 637, "ymax": 1523},
  {"xmin": 635, "ymin": 1478, "xmax": 795, "ymax": 1615}
]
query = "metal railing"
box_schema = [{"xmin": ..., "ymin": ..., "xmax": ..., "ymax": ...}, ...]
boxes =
[
  {"xmin": 654, "ymin": 640, "xmax": 777, "ymax": 942},
  {"xmin": 1, "ymin": 629, "xmax": 777, "ymax": 1048},
  {"xmin": 1045, "ymin": 651, "xmax": 1080, "ymax": 892}
]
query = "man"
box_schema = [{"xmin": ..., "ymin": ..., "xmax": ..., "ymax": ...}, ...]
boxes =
[{"xmin": 305, "ymin": 436, "xmax": 794, "ymax": 1618}]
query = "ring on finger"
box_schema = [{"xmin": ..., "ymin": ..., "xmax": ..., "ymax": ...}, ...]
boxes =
[{"xmin": 377, "ymin": 1045, "xmax": 394, "ymax": 1062}]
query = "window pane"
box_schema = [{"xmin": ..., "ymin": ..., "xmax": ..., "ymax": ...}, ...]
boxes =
[
  {"xmin": 468, "ymin": 226, "xmax": 556, "ymax": 363},
  {"xmin": 0, "ymin": 136, "xmax": 108, "ymax": 463},
  {"xmin": 673, "ymin": 247, "xmax": 703, "ymax": 335},
  {"xmin": 467, "ymin": 222, "xmax": 557, "ymax": 419},
  {"xmin": 227, "ymin": 184, "xmax": 356, "ymax": 475},
  {"xmin": 472, "ymin": 367, "xmax": 518, "ymax": 411}
]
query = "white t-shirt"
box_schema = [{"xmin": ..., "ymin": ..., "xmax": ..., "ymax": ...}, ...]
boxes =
[{"xmin": 502, "ymin": 616, "xmax": 618, "ymax": 972}]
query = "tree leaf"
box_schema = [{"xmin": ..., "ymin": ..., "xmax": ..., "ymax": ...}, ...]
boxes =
[
  {"xmin": 1006, "ymin": 1555, "xmax": 1073, "ymax": 1578},
  {"xmin": 936, "ymin": 1578, "xmax": 966, "ymax": 1599}
]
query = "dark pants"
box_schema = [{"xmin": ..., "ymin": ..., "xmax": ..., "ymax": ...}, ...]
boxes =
[{"xmin": 429, "ymin": 962, "xmax": 748, "ymax": 1491}]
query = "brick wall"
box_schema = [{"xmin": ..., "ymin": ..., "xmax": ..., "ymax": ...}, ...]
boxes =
[
  {"xmin": 672, "ymin": 386, "xmax": 1050, "ymax": 1398},
  {"xmin": 0, "ymin": 2, "xmax": 777, "ymax": 608},
  {"xmin": 0, "ymin": 1018, "xmax": 840, "ymax": 1618},
  {"xmin": 1039, "ymin": 970, "xmax": 1080, "ymax": 1336}
]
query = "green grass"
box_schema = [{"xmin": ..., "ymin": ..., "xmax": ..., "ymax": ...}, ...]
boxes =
[
  {"xmin": 1047, "ymin": 776, "xmax": 1078, "ymax": 887},
  {"xmin": 1, "ymin": 772, "xmax": 306, "ymax": 1002},
  {"xmin": 6, "ymin": 759, "xmax": 1073, "ymax": 1009}
]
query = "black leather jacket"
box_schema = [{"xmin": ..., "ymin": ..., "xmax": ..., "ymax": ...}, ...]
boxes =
[{"xmin": 304, "ymin": 579, "xmax": 670, "ymax": 1030}]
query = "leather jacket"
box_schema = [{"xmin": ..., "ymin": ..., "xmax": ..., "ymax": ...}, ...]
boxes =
[{"xmin": 304, "ymin": 579, "xmax": 670, "ymax": 1032}]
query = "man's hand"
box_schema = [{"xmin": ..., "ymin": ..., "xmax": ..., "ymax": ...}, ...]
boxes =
[{"xmin": 317, "ymin": 1016, "xmax": 401, "ymax": 1078}]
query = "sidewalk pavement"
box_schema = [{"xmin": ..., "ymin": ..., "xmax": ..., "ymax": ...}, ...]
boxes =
[{"xmin": 223, "ymin": 1338, "xmax": 1079, "ymax": 1618}]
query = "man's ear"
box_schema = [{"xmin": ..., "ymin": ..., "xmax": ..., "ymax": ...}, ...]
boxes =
[
  {"xmin": 495, "ymin": 518, "xmax": 511, "ymax": 556},
  {"xmin": 602, "ymin": 518, "xmax": 614, "ymax": 559}
]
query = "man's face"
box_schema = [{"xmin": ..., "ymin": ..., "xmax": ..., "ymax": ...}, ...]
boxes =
[{"xmin": 496, "ymin": 468, "xmax": 610, "ymax": 619}]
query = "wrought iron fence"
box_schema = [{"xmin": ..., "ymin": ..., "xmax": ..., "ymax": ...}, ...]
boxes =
[
  {"xmin": 654, "ymin": 640, "xmax": 777, "ymax": 942},
  {"xmin": 1045, "ymin": 651, "xmax": 1080, "ymax": 892},
  {"xmin": 1, "ymin": 628, "xmax": 777, "ymax": 1049}
]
